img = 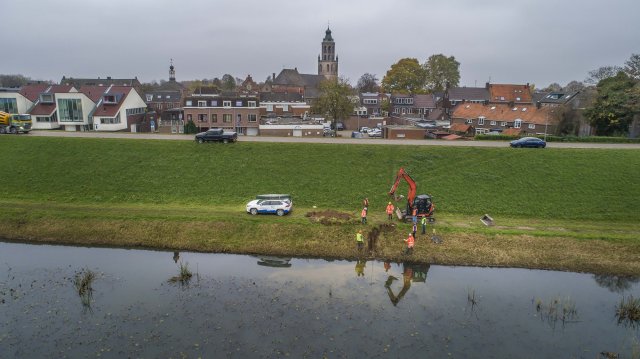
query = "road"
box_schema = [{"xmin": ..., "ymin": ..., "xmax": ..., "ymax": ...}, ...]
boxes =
[{"xmin": 25, "ymin": 130, "xmax": 640, "ymax": 149}]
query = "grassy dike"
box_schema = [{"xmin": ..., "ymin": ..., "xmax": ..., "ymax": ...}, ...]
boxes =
[{"xmin": 1, "ymin": 136, "xmax": 639, "ymax": 275}]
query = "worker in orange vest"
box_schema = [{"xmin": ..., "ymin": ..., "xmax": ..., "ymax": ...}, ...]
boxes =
[
  {"xmin": 386, "ymin": 202, "xmax": 394, "ymax": 220},
  {"xmin": 404, "ymin": 232, "xmax": 415, "ymax": 255},
  {"xmin": 361, "ymin": 207, "xmax": 367, "ymax": 224}
]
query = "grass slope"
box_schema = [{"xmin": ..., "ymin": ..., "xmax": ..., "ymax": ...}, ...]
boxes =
[
  {"xmin": 2, "ymin": 136, "xmax": 639, "ymax": 220},
  {"xmin": 1, "ymin": 136, "xmax": 639, "ymax": 274}
]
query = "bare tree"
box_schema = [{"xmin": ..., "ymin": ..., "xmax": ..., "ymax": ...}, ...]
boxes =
[
  {"xmin": 585, "ymin": 66, "xmax": 623, "ymax": 85},
  {"xmin": 624, "ymin": 53, "xmax": 640, "ymax": 80},
  {"xmin": 356, "ymin": 73, "xmax": 380, "ymax": 93}
]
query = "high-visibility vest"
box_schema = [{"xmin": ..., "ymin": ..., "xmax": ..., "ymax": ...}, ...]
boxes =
[
  {"xmin": 406, "ymin": 235, "xmax": 415, "ymax": 248},
  {"xmin": 386, "ymin": 204, "xmax": 394, "ymax": 214},
  {"xmin": 356, "ymin": 233, "xmax": 364, "ymax": 242},
  {"xmin": 421, "ymin": 217, "xmax": 427, "ymax": 225}
]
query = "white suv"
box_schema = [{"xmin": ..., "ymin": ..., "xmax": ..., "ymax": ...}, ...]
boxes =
[{"xmin": 246, "ymin": 199, "xmax": 292, "ymax": 216}]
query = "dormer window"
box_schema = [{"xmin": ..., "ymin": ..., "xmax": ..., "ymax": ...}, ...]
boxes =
[
  {"xmin": 223, "ymin": 101, "xmax": 231, "ymax": 107},
  {"xmin": 40, "ymin": 94, "xmax": 54, "ymax": 103},
  {"xmin": 145, "ymin": 94, "xmax": 153, "ymax": 102},
  {"xmin": 103, "ymin": 95, "xmax": 117, "ymax": 104}
]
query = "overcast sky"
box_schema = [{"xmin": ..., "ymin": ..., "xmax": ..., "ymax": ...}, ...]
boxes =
[{"xmin": 3, "ymin": 0, "xmax": 638, "ymax": 88}]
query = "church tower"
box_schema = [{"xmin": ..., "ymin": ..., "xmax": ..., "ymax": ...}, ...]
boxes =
[
  {"xmin": 169, "ymin": 59, "xmax": 176, "ymax": 82},
  {"xmin": 318, "ymin": 27, "xmax": 338, "ymax": 81}
]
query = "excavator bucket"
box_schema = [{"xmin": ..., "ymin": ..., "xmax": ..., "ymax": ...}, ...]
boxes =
[{"xmin": 395, "ymin": 207, "xmax": 404, "ymax": 220}]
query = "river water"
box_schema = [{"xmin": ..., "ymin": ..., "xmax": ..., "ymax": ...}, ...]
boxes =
[{"xmin": 0, "ymin": 241, "xmax": 638, "ymax": 358}]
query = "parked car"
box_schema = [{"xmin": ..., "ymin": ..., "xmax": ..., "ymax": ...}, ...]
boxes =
[
  {"xmin": 246, "ymin": 196, "xmax": 293, "ymax": 216},
  {"xmin": 510, "ymin": 137, "xmax": 546, "ymax": 148},
  {"xmin": 360, "ymin": 127, "xmax": 370, "ymax": 133},
  {"xmin": 336, "ymin": 122, "xmax": 345, "ymax": 131},
  {"xmin": 351, "ymin": 131, "xmax": 364, "ymax": 138},
  {"xmin": 368, "ymin": 128, "xmax": 382, "ymax": 137},
  {"xmin": 195, "ymin": 128, "xmax": 238, "ymax": 143}
]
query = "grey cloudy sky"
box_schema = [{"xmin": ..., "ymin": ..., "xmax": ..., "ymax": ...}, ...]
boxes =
[{"xmin": 4, "ymin": 0, "xmax": 639, "ymax": 88}]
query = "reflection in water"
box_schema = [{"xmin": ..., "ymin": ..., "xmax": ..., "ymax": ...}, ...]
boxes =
[
  {"xmin": 385, "ymin": 263, "xmax": 429, "ymax": 306},
  {"xmin": 594, "ymin": 274, "xmax": 640, "ymax": 293},
  {"xmin": 172, "ymin": 251, "xmax": 180, "ymax": 263},
  {"xmin": 256, "ymin": 256, "xmax": 292, "ymax": 268},
  {"xmin": 2, "ymin": 242, "xmax": 639, "ymax": 359},
  {"xmin": 355, "ymin": 259, "xmax": 366, "ymax": 277}
]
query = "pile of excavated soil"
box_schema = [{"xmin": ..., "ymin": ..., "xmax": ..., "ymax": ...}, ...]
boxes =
[{"xmin": 306, "ymin": 210, "xmax": 355, "ymax": 225}]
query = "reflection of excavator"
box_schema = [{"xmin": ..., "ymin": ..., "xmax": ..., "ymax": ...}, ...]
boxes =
[
  {"xmin": 384, "ymin": 262, "xmax": 430, "ymax": 306},
  {"xmin": 388, "ymin": 167, "xmax": 435, "ymax": 222}
]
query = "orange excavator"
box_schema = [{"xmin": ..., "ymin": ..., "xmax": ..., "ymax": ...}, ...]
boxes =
[{"xmin": 388, "ymin": 167, "xmax": 435, "ymax": 222}]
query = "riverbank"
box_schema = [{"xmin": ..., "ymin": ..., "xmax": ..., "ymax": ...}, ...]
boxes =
[
  {"xmin": 1, "ymin": 137, "xmax": 639, "ymax": 275},
  {"xmin": 2, "ymin": 200, "xmax": 639, "ymax": 275}
]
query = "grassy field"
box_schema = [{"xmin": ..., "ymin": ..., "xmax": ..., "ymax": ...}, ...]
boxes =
[{"xmin": 1, "ymin": 136, "xmax": 639, "ymax": 274}]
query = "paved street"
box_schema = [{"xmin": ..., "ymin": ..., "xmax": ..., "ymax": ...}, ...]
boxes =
[{"xmin": 25, "ymin": 130, "xmax": 640, "ymax": 149}]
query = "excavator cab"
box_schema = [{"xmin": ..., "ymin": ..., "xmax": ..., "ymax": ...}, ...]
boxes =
[{"xmin": 413, "ymin": 194, "xmax": 435, "ymax": 220}]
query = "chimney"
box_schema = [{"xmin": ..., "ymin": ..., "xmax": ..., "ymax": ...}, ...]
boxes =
[
  {"xmin": 273, "ymin": 73, "xmax": 276, "ymax": 81},
  {"xmin": 107, "ymin": 76, "xmax": 112, "ymax": 80},
  {"xmin": 485, "ymin": 82, "xmax": 490, "ymax": 89}
]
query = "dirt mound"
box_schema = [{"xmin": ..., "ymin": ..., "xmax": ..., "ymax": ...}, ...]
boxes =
[{"xmin": 306, "ymin": 210, "xmax": 355, "ymax": 225}]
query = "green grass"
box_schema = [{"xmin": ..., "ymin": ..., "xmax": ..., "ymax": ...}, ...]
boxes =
[{"xmin": 2, "ymin": 136, "xmax": 639, "ymax": 221}]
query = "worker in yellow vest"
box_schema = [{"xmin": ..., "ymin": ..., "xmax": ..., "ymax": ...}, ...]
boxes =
[{"xmin": 356, "ymin": 230, "xmax": 364, "ymax": 251}]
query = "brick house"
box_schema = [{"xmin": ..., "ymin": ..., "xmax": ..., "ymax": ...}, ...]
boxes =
[
  {"xmin": 451, "ymin": 103, "xmax": 555, "ymax": 136},
  {"xmin": 259, "ymin": 92, "xmax": 310, "ymax": 120},
  {"xmin": 183, "ymin": 94, "xmax": 260, "ymax": 136}
]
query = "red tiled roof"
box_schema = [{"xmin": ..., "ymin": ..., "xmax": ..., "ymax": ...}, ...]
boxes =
[
  {"xmin": 450, "ymin": 123, "xmax": 471, "ymax": 132},
  {"xmin": 80, "ymin": 86, "xmax": 108, "ymax": 103},
  {"xmin": 452, "ymin": 103, "xmax": 552, "ymax": 125},
  {"xmin": 19, "ymin": 84, "xmax": 49, "ymax": 102},
  {"xmin": 488, "ymin": 84, "xmax": 532, "ymax": 103},
  {"xmin": 30, "ymin": 103, "xmax": 56, "ymax": 116},
  {"xmin": 92, "ymin": 86, "xmax": 132, "ymax": 117}
]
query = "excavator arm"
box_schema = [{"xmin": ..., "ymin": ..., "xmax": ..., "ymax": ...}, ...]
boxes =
[{"xmin": 388, "ymin": 167, "xmax": 417, "ymax": 211}]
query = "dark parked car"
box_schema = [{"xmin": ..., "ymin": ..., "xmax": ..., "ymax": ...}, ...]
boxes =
[
  {"xmin": 195, "ymin": 128, "xmax": 238, "ymax": 143},
  {"xmin": 510, "ymin": 137, "xmax": 546, "ymax": 148}
]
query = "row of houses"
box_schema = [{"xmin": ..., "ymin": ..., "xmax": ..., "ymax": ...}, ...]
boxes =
[{"xmin": 0, "ymin": 70, "xmax": 589, "ymax": 138}]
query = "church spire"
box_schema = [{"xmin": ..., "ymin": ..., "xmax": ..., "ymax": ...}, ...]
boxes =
[{"xmin": 169, "ymin": 58, "xmax": 176, "ymax": 82}]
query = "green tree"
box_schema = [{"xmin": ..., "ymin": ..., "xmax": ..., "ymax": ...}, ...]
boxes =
[
  {"xmin": 381, "ymin": 58, "xmax": 426, "ymax": 94},
  {"xmin": 221, "ymin": 74, "xmax": 236, "ymax": 91},
  {"xmin": 312, "ymin": 78, "xmax": 354, "ymax": 131},
  {"xmin": 356, "ymin": 73, "xmax": 380, "ymax": 93},
  {"xmin": 423, "ymin": 54, "xmax": 460, "ymax": 92},
  {"xmin": 584, "ymin": 71, "xmax": 639, "ymax": 136},
  {"xmin": 542, "ymin": 83, "xmax": 562, "ymax": 92}
]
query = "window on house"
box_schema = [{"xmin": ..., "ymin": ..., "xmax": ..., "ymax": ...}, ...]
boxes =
[
  {"xmin": 223, "ymin": 101, "xmax": 231, "ymax": 107},
  {"xmin": 248, "ymin": 114, "xmax": 257, "ymax": 122},
  {"xmin": 528, "ymin": 124, "xmax": 535, "ymax": 129},
  {"xmin": 248, "ymin": 101, "xmax": 256, "ymax": 108},
  {"xmin": 103, "ymin": 95, "xmax": 117, "ymax": 104},
  {"xmin": 236, "ymin": 100, "xmax": 243, "ymax": 107},
  {"xmin": 212, "ymin": 114, "xmax": 217, "ymax": 123},
  {"xmin": 186, "ymin": 100, "xmax": 193, "ymax": 106},
  {"xmin": 282, "ymin": 104, "xmax": 288, "ymax": 112},
  {"xmin": 187, "ymin": 114, "xmax": 192, "ymax": 121},
  {"xmin": 0, "ymin": 98, "xmax": 17, "ymax": 113},
  {"xmin": 145, "ymin": 94, "xmax": 153, "ymax": 102},
  {"xmin": 490, "ymin": 121, "xmax": 496, "ymax": 125},
  {"xmin": 40, "ymin": 94, "xmax": 54, "ymax": 103},
  {"xmin": 478, "ymin": 117, "xmax": 485, "ymax": 125},
  {"xmin": 266, "ymin": 104, "xmax": 273, "ymax": 112},
  {"xmin": 501, "ymin": 121, "xmax": 507, "ymax": 127},
  {"xmin": 514, "ymin": 119, "xmax": 522, "ymax": 128},
  {"xmin": 236, "ymin": 114, "xmax": 242, "ymax": 123},
  {"xmin": 465, "ymin": 119, "xmax": 473, "ymax": 124},
  {"xmin": 198, "ymin": 114, "xmax": 207, "ymax": 122},
  {"xmin": 223, "ymin": 114, "xmax": 232, "ymax": 123},
  {"xmin": 198, "ymin": 101, "xmax": 207, "ymax": 107}
]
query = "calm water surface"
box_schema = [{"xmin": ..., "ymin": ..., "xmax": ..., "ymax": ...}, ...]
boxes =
[{"xmin": 0, "ymin": 241, "xmax": 638, "ymax": 358}]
